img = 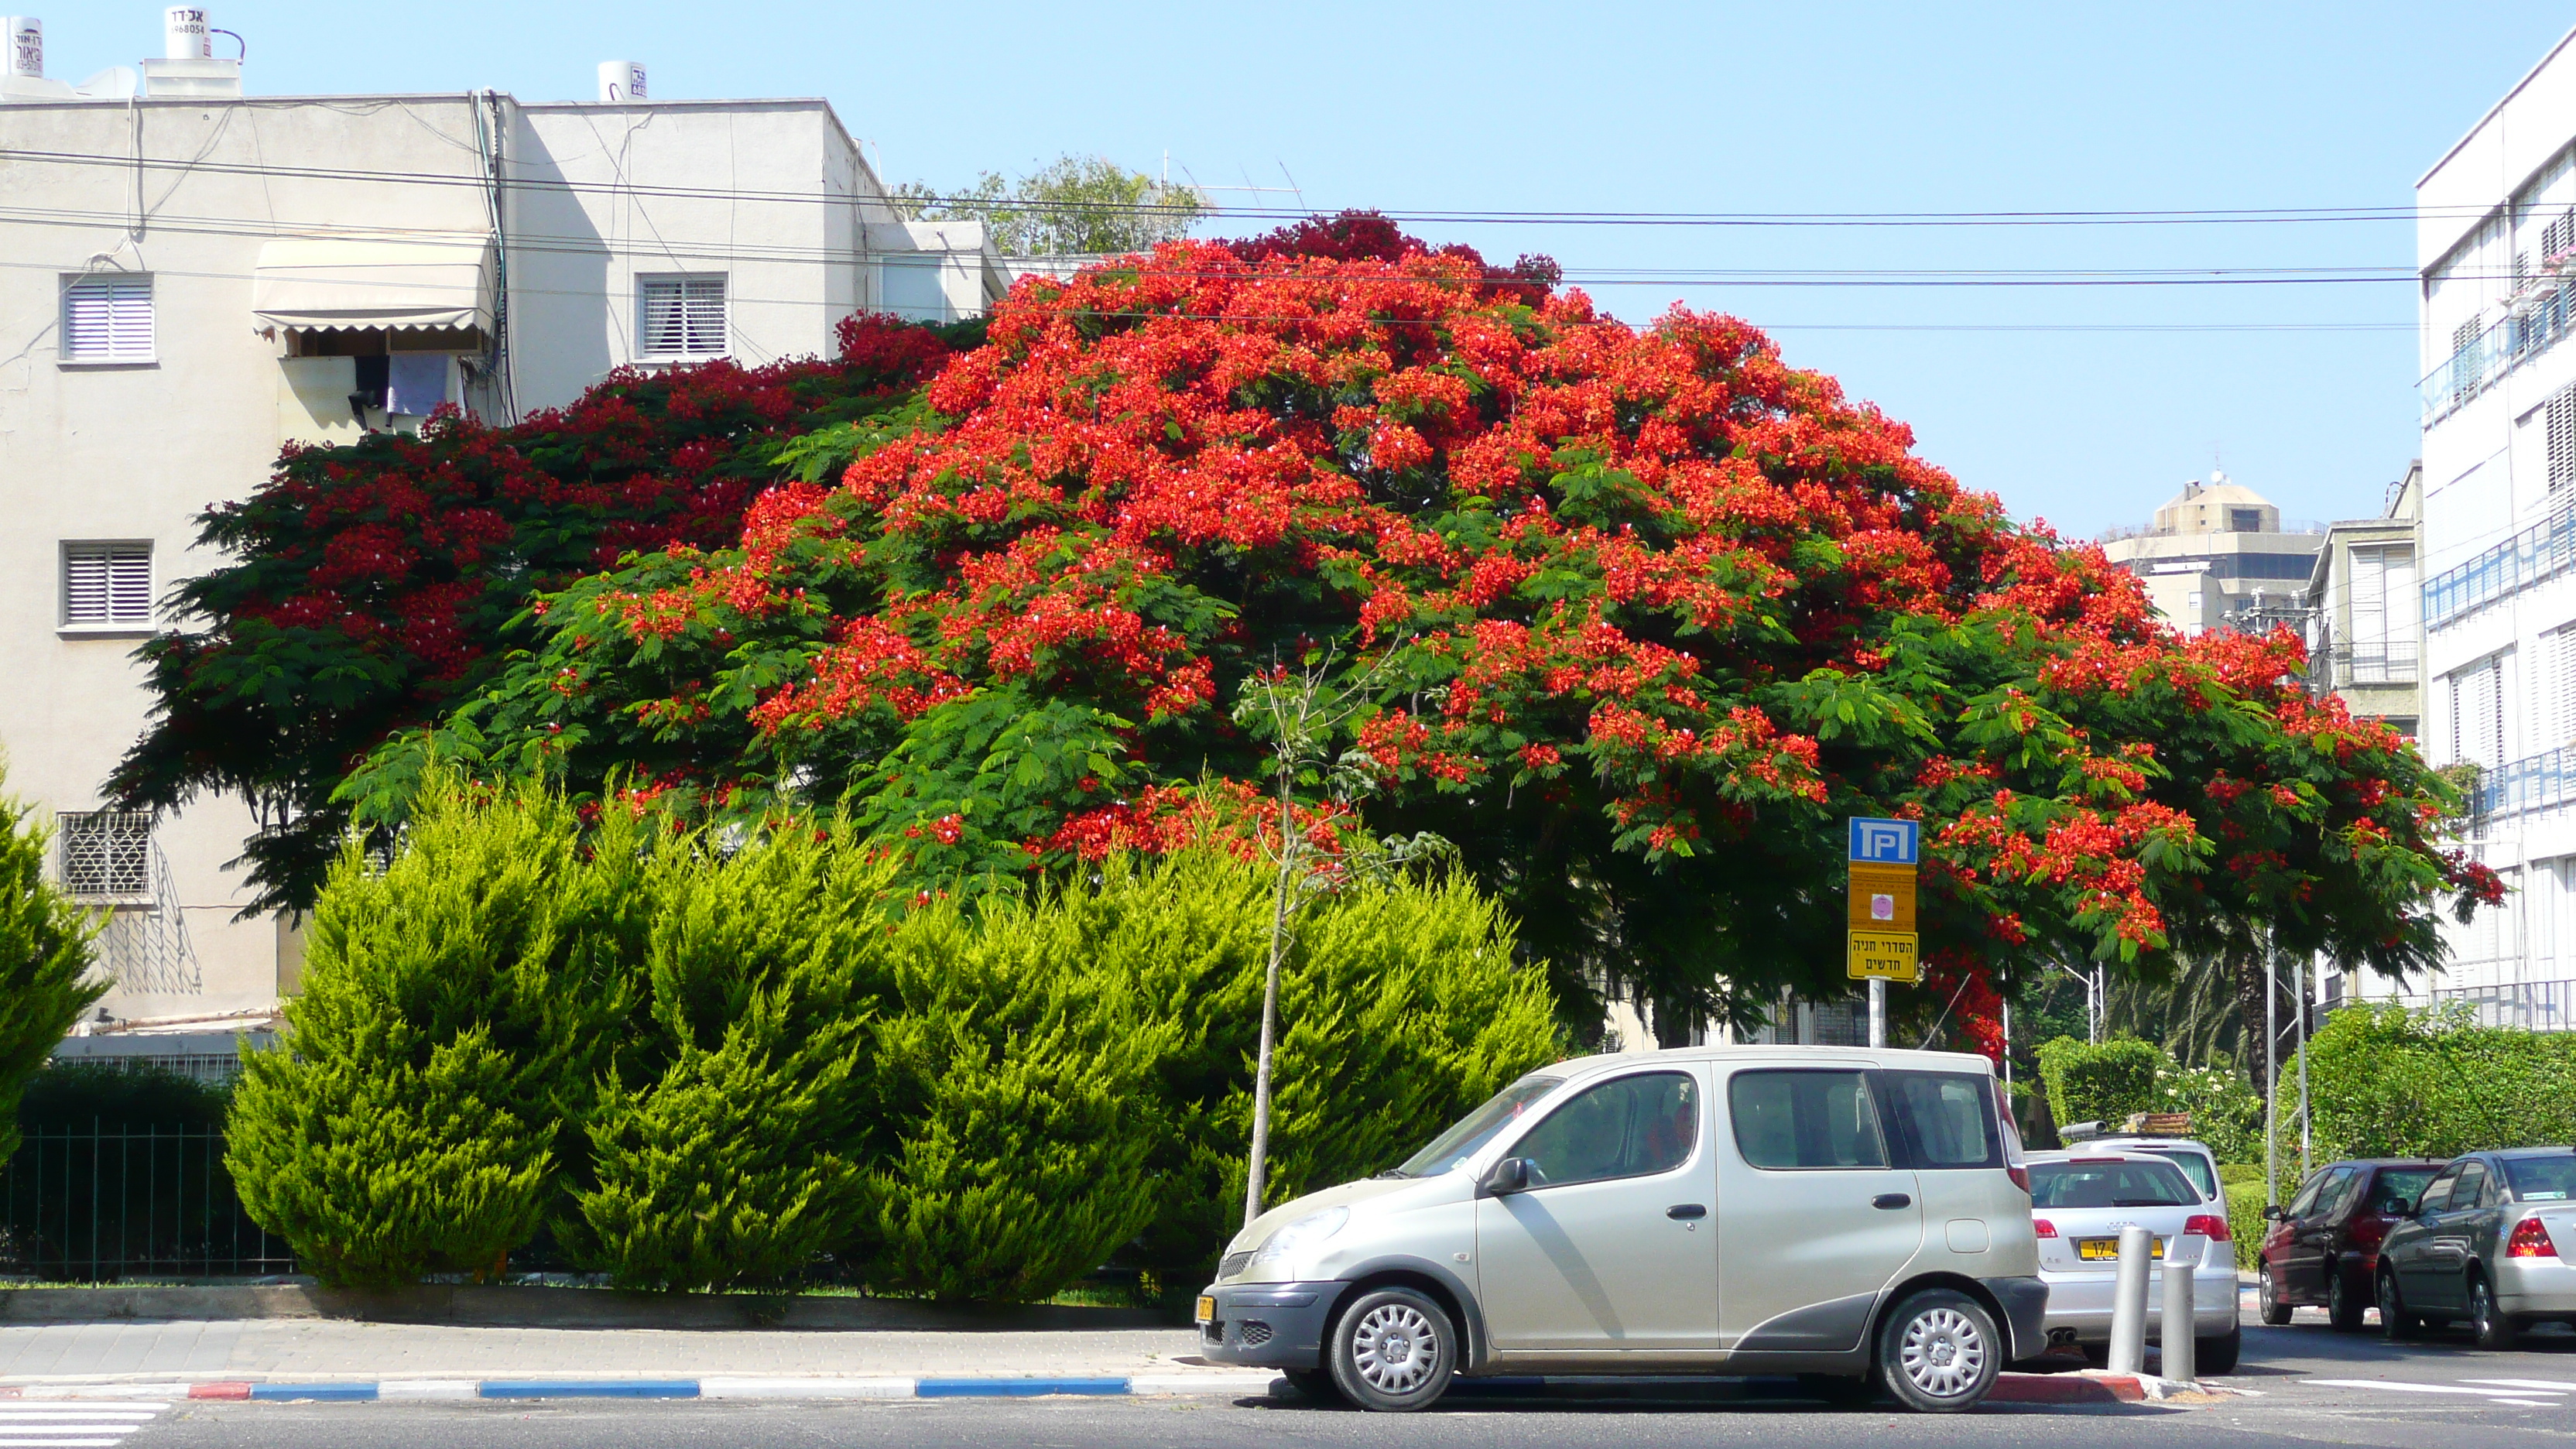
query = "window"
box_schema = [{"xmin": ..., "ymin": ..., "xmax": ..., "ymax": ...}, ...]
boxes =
[
  {"xmin": 1879, "ymin": 1070, "xmax": 2001, "ymax": 1168},
  {"xmin": 1396, "ymin": 1075, "xmax": 1562, "ymax": 1178},
  {"xmin": 1729, "ymin": 1069, "xmax": 1887, "ymax": 1170},
  {"xmin": 60, "ymin": 274, "xmax": 153, "ymax": 363},
  {"xmin": 1511, "ymin": 1071, "xmax": 1697, "ymax": 1187},
  {"xmin": 2136, "ymin": 1145, "xmax": 2218, "ymax": 1197},
  {"xmin": 2552, "ymin": 625, "xmax": 2576, "ymax": 748},
  {"xmin": 60, "ymin": 543, "xmax": 152, "ymax": 627},
  {"xmin": 2026, "ymin": 1158, "xmax": 2197, "ymax": 1210},
  {"xmin": 2319, "ymin": 1168, "xmax": 2365, "ymax": 1220},
  {"xmin": 2415, "ymin": 1163, "xmax": 2462, "ymax": 1215},
  {"xmin": 2449, "ymin": 1160, "xmax": 2489, "ymax": 1211},
  {"xmin": 2450, "ymin": 653, "xmax": 2506, "ymax": 768},
  {"xmin": 2504, "ymin": 1155, "xmax": 2576, "ymax": 1202},
  {"xmin": 2367, "ymin": 1166, "xmax": 2438, "ymax": 1214},
  {"xmin": 2551, "ymin": 388, "xmax": 2576, "ymax": 494},
  {"xmin": 2284, "ymin": 1170, "xmax": 2332, "ymax": 1219},
  {"xmin": 2228, "ymin": 506, "xmax": 2264, "ymax": 533},
  {"xmin": 637, "ymin": 276, "xmax": 726, "ymax": 357},
  {"xmin": 879, "ymin": 256, "xmax": 951, "ymax": 324},
  {"xmin": 2547, "ymin": 207, "xmax": 2575, "ymax": 262},
  {"xmin": 59, "ymin": 810, "xmax": 152, "ymax": 899}
]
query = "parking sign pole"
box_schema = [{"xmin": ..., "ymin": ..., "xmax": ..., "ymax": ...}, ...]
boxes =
[{"xmin": 1868, "ymin": 977, "xmax": 1886, "ymax": 1048}]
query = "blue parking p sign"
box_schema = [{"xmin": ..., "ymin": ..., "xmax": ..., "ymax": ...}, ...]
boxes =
[{"xmin": 1847, "ymin": 817, "xmax": 1918, "ymax": 865}]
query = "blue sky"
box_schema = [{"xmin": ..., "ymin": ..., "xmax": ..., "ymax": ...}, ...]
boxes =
[{"xmin": 34, "ymin": 2, "xmax": 2576, "ymax": 538}]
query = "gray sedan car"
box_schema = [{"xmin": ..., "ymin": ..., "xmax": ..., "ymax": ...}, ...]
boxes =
[{"xmin": 2376, "ymin": 1147, "xmax": 2576, "ymax": 1348}]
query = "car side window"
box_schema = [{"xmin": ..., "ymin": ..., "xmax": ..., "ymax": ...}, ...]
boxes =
[
  {"xmin": 1728, "ymin": 1069, "xmax": 1889, "ymax": 1170},
  {"xmin": 1511, "ymin": 1071, "xmax": 1697, "ymax": 1189},
  {"xmin": 2318, "ymin": 1168, "xmax": 2362, "ymax": 1219},
  {"xmin": 1877, "ymin": 1070, "xmax": 2001, "ymax": 1169},
  {"xmin": 2416, "ymin": 1163, "xmax": 2461, "ymax": 1214},
  {"xmin": 2286, "ymin": 1172, "xmax": 2329, "ymax": 1218},
  {"xmin": 2451, "ymin": 1161, "xmax": 2488, "ymax": 1211}
]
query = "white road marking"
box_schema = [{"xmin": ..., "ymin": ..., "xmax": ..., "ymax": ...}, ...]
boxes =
[
  {"xmin": 2304, "ymin": 1378, "xmax": 2569, "ymax": 1406},
  {"xmin": 0, "ymin": 1402, "xmax": 167, "ymax": 1445},
  {"xmin": 2463, "ymin": 1378, "xmax": 2576, "ymax": 1392}
]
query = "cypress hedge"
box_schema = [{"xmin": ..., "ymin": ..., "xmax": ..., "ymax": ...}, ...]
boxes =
[
  {"xmin": 0, "ymin": 773, "xmax": 107, "ymax": 1166},
  {"xmin": 227, "ymin": 780, "xmax": 1564, "ymax": 1297}
]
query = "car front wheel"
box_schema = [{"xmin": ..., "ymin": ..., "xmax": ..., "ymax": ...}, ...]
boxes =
[
  {"xmin": 1876, "ymin": 1289, "xmax": 2002, "ymax": 1413},
  {"xmin": 2378, "ymin": 1268, "xmax": 2422, "ymax": 1340},
  {"xmin": 1326, "ymin": 1287, "xmax": 1455, "ymax": 1412},
  {"xmin": 2258, "ymin": 1263, "xmax": 2293, "ymax": 1326}
]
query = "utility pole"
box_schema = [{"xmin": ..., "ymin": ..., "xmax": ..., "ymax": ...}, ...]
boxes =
[
  {"xmin": 2264, "ymin": 933, "xmax": 2280, "ymax": 1207},
  {"xmin": 2297, "ymin": 952, "xmax": 2312, "ymax": 1177}
]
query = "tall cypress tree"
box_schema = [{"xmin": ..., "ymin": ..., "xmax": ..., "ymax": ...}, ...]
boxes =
[
  {"xmin": 0, "ymin": 770, "xmax": 108, "ymax": 1165},
  {"xmin": 225, "ymin": 776, "xmax": 609, "ymax": 1288}
]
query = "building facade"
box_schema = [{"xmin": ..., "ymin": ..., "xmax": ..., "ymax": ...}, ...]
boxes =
[
  {"xmin": 2402, "ymin": 25, "xmax": 2576, "ymax": 1030},
  {"xmin": 2096, "ymin": 472, "xmax": 2324, "ymax": 635},
  {"xmin": 2303, "ymin": 465, "xmax": 2424, "ymax": 741},
  {"xmin": 2, "ymin": 38, "xmax": 1005, "ymax": 1046}
]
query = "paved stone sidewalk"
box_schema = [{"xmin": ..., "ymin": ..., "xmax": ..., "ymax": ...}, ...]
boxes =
[{"xmin": 0, "ymin": 1321, "xmax": 1214, "ymax": 1382}]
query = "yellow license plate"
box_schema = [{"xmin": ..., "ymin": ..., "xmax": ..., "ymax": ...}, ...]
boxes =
[
  {"xmin": 1196, "ymin": 1295, "xmax": 1216, "ymax": 1323},
  {"xmin": 2075, "ymin": 1237, "xmax": 2163, "ymax": 1261}
]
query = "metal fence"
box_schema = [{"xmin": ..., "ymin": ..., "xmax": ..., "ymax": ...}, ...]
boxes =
[
  {"xmin": 2423, "ymin": 502, "xmax": 2576, "ymax": 631},
  {"xmin": 2476, "ymin": 743, "xmax": 2576, "ymax": 821},
  {"xmin": 2428, "ymin": 977, "xmax": 2576, "ymax": 1032},
  {"xmin": 0, "ymin": 1123, "xmax": 289, "ymax": 1280}
]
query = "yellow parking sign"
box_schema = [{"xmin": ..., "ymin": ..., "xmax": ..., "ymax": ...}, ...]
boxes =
[{"xmin": 1847, "ymin": 930, "xmax": 1920, "ymax": 983}]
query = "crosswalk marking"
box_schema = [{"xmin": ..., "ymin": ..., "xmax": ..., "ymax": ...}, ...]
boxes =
[
  {"xmin": 0, "ymin": 1402, "xmax": 168, "ymax": 1447},
  {"xmin": 2306, "ymin": 1377, "xmax": 2569, "ymax": 1406}
]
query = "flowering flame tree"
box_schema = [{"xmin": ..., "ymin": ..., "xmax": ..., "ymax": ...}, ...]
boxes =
[{"xmin": 328, "ymin": 215, "xmax": 2496, "ymax": 1040}]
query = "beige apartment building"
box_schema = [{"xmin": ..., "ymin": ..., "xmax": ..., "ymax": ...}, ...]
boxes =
[
  {"xmin": 2096, "ymin": 473, "xmax": 2325, "ymax": 635},
  {"xmin": 2, "ymin": 37, "xmax": 1003, "ymax": 1065}
]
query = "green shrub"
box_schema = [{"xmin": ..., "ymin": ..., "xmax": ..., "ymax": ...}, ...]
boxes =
[
  {"xmin": 20, "ymin": 1062, "xmax": 228, "ymax": 1130},
  {"xmin": 570, "ymin": 829, "xmax": 898, "ymax": 1291},
  {"xmin": 226, "ymin": 777, "xmax": 614, "ymax": 1288},
  {"xmin": 2153, "ymin": 1060, "xmax": 2262, "ymax": 1164},
  {"xmin": 2296, "ymin": 1003, "xmax": 2576, "ymax": 1164},
  {"xmin": 0, "ymin": 775, "xmax": 108, "ymax": 1165},
  {"xmin": 2033, "ymin": 1036, "xmax": 2163, "ymax": 1128},
  {"xmin": 2223, "ymin": 1178, "xmax": 2268, "ymax": 1271},
  {"xmin": 866, "ymin": 879, "xmax": 1174, "ymax": 1303}
]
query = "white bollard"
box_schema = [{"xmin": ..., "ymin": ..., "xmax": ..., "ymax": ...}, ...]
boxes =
[
  {"xmin": 2160, "ymin": 1235, "xmax": 2199, "ymax": 1383},
  {"xmin": 2106, "ymin": 1223, "xmax": 2153, "ymax": 1375}
]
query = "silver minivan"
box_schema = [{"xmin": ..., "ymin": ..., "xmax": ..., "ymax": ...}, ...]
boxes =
[{"xmin": 1196, "ymin": 1044, "xmax": 2045, "ymax": 1413}]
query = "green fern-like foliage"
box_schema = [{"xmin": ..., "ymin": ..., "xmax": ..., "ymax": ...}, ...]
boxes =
[{"xmin": 0, "ymin": 769, "xmax": 108, "ymax": 1165}]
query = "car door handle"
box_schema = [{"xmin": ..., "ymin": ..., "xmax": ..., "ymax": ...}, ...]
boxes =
[
  {"xmin": 1873, "ymin": 1193, "xmax": 1913, "ymax": 1210},
  {"xmin": 1667, "ymin": 1204, "xmax": 1708, "ymax": 1220}
]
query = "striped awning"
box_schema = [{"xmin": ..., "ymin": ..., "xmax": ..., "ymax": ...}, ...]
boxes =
[{"xmin": 252, "ymin": 236, "xmax": 493, "ymax": 332}]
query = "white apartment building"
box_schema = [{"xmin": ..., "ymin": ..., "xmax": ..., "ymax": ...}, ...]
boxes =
[
  {"xmin": 1, "ymin": 17, "xmax": 1005, "ymax": 1051},
  {"xmin": 2404, "ymin": 23, "xmax": 2576, "ymax": 1030}
]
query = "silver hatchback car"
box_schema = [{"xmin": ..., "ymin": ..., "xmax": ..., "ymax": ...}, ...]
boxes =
[{"xmin": 1196, "ymin": 1045, "xmax": 2046, "ymax": 1413}]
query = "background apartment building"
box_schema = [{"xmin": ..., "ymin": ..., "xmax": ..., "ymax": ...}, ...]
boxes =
[
  {"xmin": 2302, "ymin": 465, "xmax": 2424, "ymax": 742},
  {"xmin": 2400, "ymin": 25, "xmax": 2576, "ymax": 1031},
  {"xmin": 2096, "ymin": 472, "xmax": 2324, "ymax": 635},
  {"xmin": 1, "ymin": 19, "xmax": 1004, "ymax": 1062}
]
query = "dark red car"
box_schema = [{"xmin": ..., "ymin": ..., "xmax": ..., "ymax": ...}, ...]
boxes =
[{"xmin": 2258, "ymin": 1159, "xmax": 2446, "ymax": 1331}]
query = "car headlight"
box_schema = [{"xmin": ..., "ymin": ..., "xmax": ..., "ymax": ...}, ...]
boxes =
[{"xmin": 1252, "ymin": 1207, "xmax": 1349, "ymax": 1264}]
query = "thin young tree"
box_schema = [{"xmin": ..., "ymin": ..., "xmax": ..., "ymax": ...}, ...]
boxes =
[{"xmin": 1231, "ymin": 648, "xmax": 1446, "ymax": 1227}]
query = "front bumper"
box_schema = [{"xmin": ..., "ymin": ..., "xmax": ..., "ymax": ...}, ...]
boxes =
[
  {"xmin": 1196, "ymin": 1280, "xmax": 1345, "ymax": 1369},
  {"xmin": 2039, "ymin": 1266, "xmax": 2239, "ymax": 1341}
]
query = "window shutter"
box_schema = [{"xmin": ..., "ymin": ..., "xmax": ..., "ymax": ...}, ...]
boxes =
[
  {"xmin": 2548, "ymin": 207, "xmax": 2574, "ymax": 261},
  {"xmin": 639, "ymin": 277, "xmax": 724, "ymax": 356},
  {"xmin": 62, "ymin": 276, "xmax": 152, "ymax": 361},
  {"xmin": 63, "ymin": 543, "xmax": 151, "ymax": 625},
  {"xmin": 2552, "ymin": 389, "xmax": 2576, "ymax": 494}
]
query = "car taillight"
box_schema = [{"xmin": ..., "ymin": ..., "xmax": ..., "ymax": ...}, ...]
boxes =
[
  {"xmin": 2008, "ymin": 1165, "xmax": 2030, "ymax": 1194},
  {"xmin": 2348, "ymin": 1215, "xmax": 2389, "ymax": 1251},
  {"xmin": 2184, "ymin": 1213, "xmax": 2230, "ymax": 1243},
  {"xmin": 2508, "ymin": 1218, "xmax": 2558, "ymax": 1259},
  {"xmin": 2033, "ymin": 1218, "xmax": 2057, "ymax": 1238}
]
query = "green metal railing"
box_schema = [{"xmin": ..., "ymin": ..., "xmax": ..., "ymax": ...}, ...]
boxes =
[{"xmin": 0, "ymin": 1122, "xmax": 289, "ymax": 1280}]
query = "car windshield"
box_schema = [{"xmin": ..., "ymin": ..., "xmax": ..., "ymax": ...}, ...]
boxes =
[
  {"xmin": 2505, "ymin": 1155, "xmax": 2576, "ymax": 1202},
  {"xmin": 2028, "ymin": 1158, "xmax": 2198, "ymax": 1209},
  {"xmin": 1392, "ymin": 1076, "xmax": 1563, "ymax": 1178},
  {"xmin": 2136, "ymin": 1146, "xmax": 2216, "ymax": 1197},
  {"xmin": 2369, "ymin": 1169, "xmax": 2438, "ymax": 1214}
]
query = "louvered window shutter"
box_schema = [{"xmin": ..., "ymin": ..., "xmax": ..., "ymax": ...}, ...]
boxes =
[
  {"xmin": 2349, "ymin": 549, "xmax": 2386, "ymax": 677},
  {"xmin": 2552, "ymin": 389, "xmax": 2576, "ymax": 493},
  {"xmin": 62, "ymin": 276, "xmax": 153, "ymax": 361},
  {"xmin": 62, "ymin": 543, "xmax": 152, "ymax": 625},
  {"xmin": 639, "ymin": 276, "xmax": 725, "ymax": 356},
  {"xmin": 2548, "ymin": 208, "xmax": 2574, "ymax": 260}
]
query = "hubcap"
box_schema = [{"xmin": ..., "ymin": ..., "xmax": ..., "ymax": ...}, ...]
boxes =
[
  {"xmin": 2473, "ymin": 1282, "xmax": 2492, "ymax": 1327},
  {"xmin": 1350, "ymin": 1303, "xmax": 1440, "ymax": 1395},
  {"xmin": 2259, "ymin": 1267, "xmax": 2275, "ymax": 1310},
  {"xmin": 1898, "ymin": 1307, "xmax": 1988, "ymax": 1399}
]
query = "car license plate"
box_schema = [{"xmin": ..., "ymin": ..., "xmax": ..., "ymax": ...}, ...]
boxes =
[
  {"xmin": 2075, "ymin": 1236, "xmax": 2163, "ymax": 1261},
  {"xmin": 1196, "ymin": 1295, "xmax": 1216, "ymax": 1323}
]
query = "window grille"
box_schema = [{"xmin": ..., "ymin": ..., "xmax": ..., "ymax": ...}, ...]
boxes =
[
  {"xmin": 637, "ymin": 276, "xmax": 726, "ymax": 357},
  {"xmin": 60, "ymin": 275, "xmax": 153, "ymax": 362},
  {"xmin": 61, "ymin": 543, "xmax": 152, "ymax": 626},
  {"xmin": 60, "ymin": 810, "xmax": 153, "ymax": 899}
]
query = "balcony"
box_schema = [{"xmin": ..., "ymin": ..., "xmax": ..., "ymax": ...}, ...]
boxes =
[
  {"xmin": 2312, "ymin": 639, "xmax": 2420, "ymax": 689},
  {"xmin": 2476, "ymin": 743, "xmax": 2576, "ymax": 820},
  {"xmin": 2429, "ymin": 975, "xmax": 2576, "ymax": 1032},
  {"xmin": 2421, "ymin": 270, "xmax": 2576, "ymax": 424},
  {"xmin": 2424, "ymin": 503, "xmax": 2576, "ymax": 630}
]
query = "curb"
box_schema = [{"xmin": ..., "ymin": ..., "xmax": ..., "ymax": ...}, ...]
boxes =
[{"xmin": 0, "ymin": 1374, "xmax": 1283, "ymax": 1403}]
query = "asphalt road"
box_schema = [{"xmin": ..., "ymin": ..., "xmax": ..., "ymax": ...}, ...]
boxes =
[{"xmin": 89, "ymin": 1314, "xmax": 2576, "ymax": 1448}]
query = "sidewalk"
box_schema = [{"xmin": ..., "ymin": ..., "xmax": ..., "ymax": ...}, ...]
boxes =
[{"xmin": 0, "ymin": 1320, "xmax": 1216, "ymax": 1383}]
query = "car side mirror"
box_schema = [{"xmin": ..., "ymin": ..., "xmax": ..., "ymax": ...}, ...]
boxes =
[
  {"xmin": 1482, "ymin": 1156, "xmax": 1531, "ymax": 1197},
  {"xmin": 2263, "ymin": 1204, "xmax": 2286, "ymax": 1221}
]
